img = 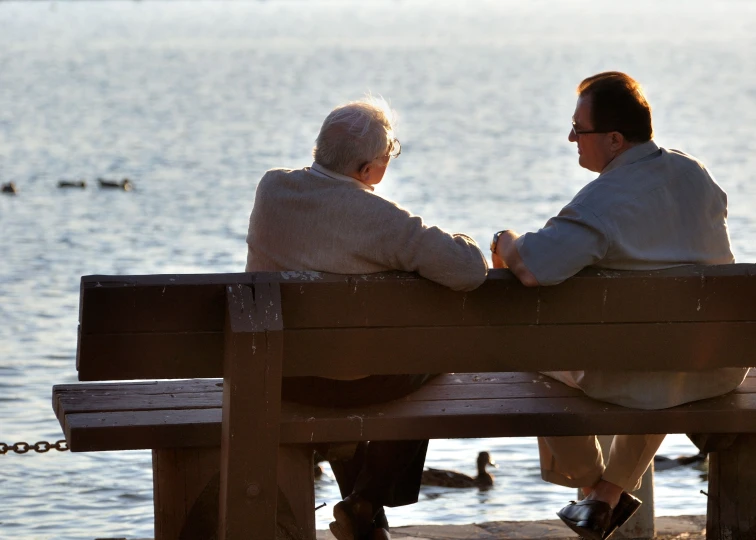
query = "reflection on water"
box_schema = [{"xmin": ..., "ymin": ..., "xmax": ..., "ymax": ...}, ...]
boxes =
[{"xmin": 2, "ymin": 1, "xmax": 756, "ymax": 538}]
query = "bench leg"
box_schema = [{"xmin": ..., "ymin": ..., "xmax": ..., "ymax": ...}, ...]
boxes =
[
  {"xmin": 277, "ymin": 445, "xmax": 316, "ymax": 540},
  {"xmin": 153, "ymin": 447, "xmax": 221, "ymax": 540},
  {"xmin": 152, "ymin": 446, "xmax": 316, "ymax": 540},
  {"xmin": 707, "ymin": 434, "xmax": 756, "ymax": 540}
]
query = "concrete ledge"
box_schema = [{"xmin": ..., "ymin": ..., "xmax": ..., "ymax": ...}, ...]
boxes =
[{"xmin": 317, "ymin": 515, "xmax": 705, "ymax": 540}]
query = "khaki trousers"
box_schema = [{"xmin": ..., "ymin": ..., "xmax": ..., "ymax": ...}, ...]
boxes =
[{"xmin": 538, "ymin": 433, "xmax": 665, "ymax": 492}]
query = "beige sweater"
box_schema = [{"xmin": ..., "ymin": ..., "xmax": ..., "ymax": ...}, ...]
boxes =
[{"xmin": 246, "ymin": 166, "xmax": 488, "ymax": 291}]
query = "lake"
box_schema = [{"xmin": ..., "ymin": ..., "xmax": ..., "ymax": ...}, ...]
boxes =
[{"xmin": 1, "ymin": 1, "xmax": 755, "ymax": 538}]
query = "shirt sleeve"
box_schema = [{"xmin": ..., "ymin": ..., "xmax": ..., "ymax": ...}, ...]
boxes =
[
  {"xmin": 362, "ymin": 197, "xmax": 489, "ymax": 291},
  {"xmin": 515, "ymin": 203, "xmax": 609, "ymax": 286}
]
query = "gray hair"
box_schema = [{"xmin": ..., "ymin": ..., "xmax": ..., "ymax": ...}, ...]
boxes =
[{"xmin": 312, "ymin": 96, "xmax": 396, "ymax": 174}]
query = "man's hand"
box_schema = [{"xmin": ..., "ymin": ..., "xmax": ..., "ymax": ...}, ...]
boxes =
[{"xmin": 493, "ymin": 230, "xmax": 540, "ymax": 287}]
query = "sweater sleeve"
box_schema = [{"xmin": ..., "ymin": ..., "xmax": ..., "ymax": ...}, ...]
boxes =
[{"xmin": 359, "ymin": 195, "xmax": 489, "ymax": 291}]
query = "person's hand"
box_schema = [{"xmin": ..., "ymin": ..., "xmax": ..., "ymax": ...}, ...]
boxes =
[{"xmin": 492, "ymin": 251, "xmax": 506, "ymax": 269}]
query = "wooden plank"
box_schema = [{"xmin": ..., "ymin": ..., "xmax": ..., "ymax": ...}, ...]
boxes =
[
  {"xmin": 281, "ymin": 322, "xmax": 756, "ymax": 377},
  {"xmin": 74, "ymin": 320, "xmax": 756, "ymax": 381},
  {"xmin": 64, "ymin": 408, "xmax": 222, "ymax": 451},
  {"xmin": 55, "ymin": 374, "xmax": 756, "ymax": 418},
  {"xmin": 77, "ymin": 332, "xmax": 223, "ymax": 381},
  {"xmin": 77, "ymin": 265, "xmax": 756, "ymax": 335},
  {"xmin": 54, "ymin": 378, "xmax": 581, "ymax": 415},
  {"xmin": 219, "ymin": 283, "xmax": 283, "ymax": 540},
  {"xmin": 53, "ymin": 369, "xmax": 755, "ymax": 397},
  {"xmin": 61, "ymin": 390, "xmax": 756, "ymax": 452}
]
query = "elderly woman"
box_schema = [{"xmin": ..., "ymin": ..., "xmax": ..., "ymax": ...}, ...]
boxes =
[{"xmin": 246, "ymin": 97, "xmax": 488, "ymax": 540}]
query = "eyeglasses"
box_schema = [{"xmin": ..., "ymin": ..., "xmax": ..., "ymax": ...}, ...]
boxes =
[
  {"xmin": 571, "ymin": 120, "xmax": 605, "ymax": 136},
  {"xmin": 387, "ymin": 138, "xmax": 401, "ymax": 159}
]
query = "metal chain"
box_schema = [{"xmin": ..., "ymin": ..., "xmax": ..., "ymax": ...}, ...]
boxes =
[{"xmin": 0, "ymin": 440, "xmax": 68, "ymax": 455}]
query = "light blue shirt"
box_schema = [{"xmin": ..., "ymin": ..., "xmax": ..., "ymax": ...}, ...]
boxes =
[{"xmin": 516, "ymin": 140, "xmax": 734, "ymax": 286}]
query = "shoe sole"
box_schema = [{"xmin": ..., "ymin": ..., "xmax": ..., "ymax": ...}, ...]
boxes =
[{"xmin": 558, "ymin": 517, "xmax": 605, "ymax": 540}]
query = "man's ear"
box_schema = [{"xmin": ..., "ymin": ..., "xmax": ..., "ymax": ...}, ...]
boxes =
[
  {"xmin": 357, "ymin": 162, "xmax": 372, "ymax": 182},
  {"xmin": 609, "ymin": 131, "xmax": 626, "ymax": 152}
]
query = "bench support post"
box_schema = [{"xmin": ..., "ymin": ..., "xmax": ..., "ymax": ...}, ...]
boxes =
[
  {"xmin": 153, "ymin": 447, "xmax": 222, "ymax": 540},
  {"xmin": 152, "ymin": 445, "xmax": 315, "ymax": 540},
  {"xmin": 219, "ymin": 282, "xmax": 284, "ymax": 540},
  {"xmin": 707, "ymin": 434, "xmax": 756, "ymax": 540}
]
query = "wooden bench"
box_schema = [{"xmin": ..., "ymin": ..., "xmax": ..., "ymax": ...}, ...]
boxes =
[{"xmin": 53, "ymin": 265, "xmax": 756, "ymax": 540}]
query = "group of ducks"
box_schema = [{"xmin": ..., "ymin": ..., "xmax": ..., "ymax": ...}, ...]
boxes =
[{"xmin": 1, "ymin": 178, "xmax": 134, "ymax": 195}]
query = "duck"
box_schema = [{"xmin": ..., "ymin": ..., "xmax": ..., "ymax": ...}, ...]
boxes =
[
  {"xmin": 421, "ymin": 451, "xmax": 497, "ymax": 489},
  {"xmin": 98, "ymin": 177, "xmax": 133, "ymax": 191},
  {"xmin": 58, "ymin": 179, "xmax": 87, "ymax": 188},
  {"xmin": 654, "ymin": 451, "xmax": 707, "ymax": 471},
  {"xmin": 1, "ymin": 181, "xmax": 17, "ymax": 194}
]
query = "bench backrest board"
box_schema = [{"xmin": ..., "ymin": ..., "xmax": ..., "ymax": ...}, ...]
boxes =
[{"xmin": 77, "ymin": 264, "xmax": 756, "ymax": 381}]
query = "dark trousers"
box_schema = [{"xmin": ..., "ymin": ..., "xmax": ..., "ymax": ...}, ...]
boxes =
[{"xmin": 282, "ymin": 374, "xmax": 434, "ymax": 510}]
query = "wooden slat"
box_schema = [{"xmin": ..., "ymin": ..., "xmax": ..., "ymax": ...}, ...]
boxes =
[
  {"xmin": 77, "ymin": 332, "xmax": 223, "ymax": 380},
  {"xmin": 53, "ymin": 369, "xmax": 756, "ymax": 398},
  {"xmin": 281, "ymin": 322, "xmax": 756, "ymax": 377},
  {"xmin": 78, "ymin": 265, "xmax": 756, "ymax": 334},
  {"xmin": 53, "ymin": 377, "xmax": 583, "ymax": 416},
  {"xmin": 53, "ymin": 373, "xmax": 756, "ymax": 419},
  {"xmin": 59, "ymin": 389, "xmax": 756, "ymax": 452},
  {"xmin": 74, "ymin": 320, "xmax": 756, "ymax": 380}
]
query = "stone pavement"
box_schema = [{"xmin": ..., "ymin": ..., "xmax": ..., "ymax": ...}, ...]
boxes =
[{"xmin": 316, "ymin": 515, "xmax": 705, "ymax": 540}]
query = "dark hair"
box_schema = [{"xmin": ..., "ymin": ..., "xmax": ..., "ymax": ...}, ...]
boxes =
[{"xmin": 578, "ymin": 71, "xmax": 653, "ymax": 143}]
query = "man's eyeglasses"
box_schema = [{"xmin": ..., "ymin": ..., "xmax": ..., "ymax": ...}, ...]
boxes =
[
  {"xmin": 387, "ymin": 138, "xmax": 401, "ymax": 159},
  {"xmin": 571, "ymin": 121, "xmax": 605, "ymax": 136}
]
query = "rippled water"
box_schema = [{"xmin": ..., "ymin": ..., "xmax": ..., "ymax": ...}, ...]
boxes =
[{"xmin": 1, "ymin": 1, "xmax": 756, "ymax": 538}]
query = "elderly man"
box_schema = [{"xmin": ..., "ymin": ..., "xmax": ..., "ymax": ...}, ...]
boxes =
[
  {"xmin": 247, "ymin": 97, "xmax": 488, "ymax": 540},
  {"xmin": 491, "ymin": 72, "xmax": 748, "ymax": 540}
]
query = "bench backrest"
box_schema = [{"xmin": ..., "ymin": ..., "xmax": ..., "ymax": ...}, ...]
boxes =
[{"xmin": 77, "ymin": 264, "xmax": 756, "ymax": 382}]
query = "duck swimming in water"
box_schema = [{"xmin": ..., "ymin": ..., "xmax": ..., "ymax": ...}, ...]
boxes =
[
  {"xmin": 58, "ymin": 179, "xmax": 87, "ymax": 188},
  {"xmin": 98, "ymin": 177, "xmax": 133, "ymax": 191},
  {"xmin": 654, "ymin": 451, "xmax": 707, "ymax": 471},
  {"xmin": 421, "ymin": 451, "xmax": 497, "ymax": 489},
  {"xmin": 2, "ymin": 182, "xmax": 17, "ymax": 194}
]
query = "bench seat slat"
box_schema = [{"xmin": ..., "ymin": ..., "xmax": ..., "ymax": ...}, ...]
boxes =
[
  {"xmin": 54, "ymin": 373, "xmax": 756, "ymax": 416},
  {"xmin": 57, "ymin": 378, "xmax": 756, "ymax": 452},
  {"xmin": 54, "ymin": 376, "xmax": 586, "ymax": 415}
]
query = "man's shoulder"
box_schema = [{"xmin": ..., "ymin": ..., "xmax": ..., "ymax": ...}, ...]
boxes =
[
  {"xmin": 260, "ymin": 167, "xmax": 303, "ymax": 182},
  {"xmin": 663, "ymin": 147, "xmax": 711, "ymax": 173}
]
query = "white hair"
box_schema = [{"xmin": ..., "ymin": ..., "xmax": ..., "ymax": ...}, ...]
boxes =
[{"xmin": 312, "ymin": 96, "xmax": 396, "ymax": 174}]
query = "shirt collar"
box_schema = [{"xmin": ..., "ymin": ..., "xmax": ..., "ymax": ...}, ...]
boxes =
[
  {"xmin": 600, "ymin": 140, "xmax": 661, "ymax": 176},
  {"xmin": 309, "ymin": 162, "xmax": 374, "ymax": 191}
]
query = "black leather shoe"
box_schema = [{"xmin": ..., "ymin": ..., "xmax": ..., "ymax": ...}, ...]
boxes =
[
  {"xmin": 603, "ymin": 492, "xmax": 642, "ymax": 539},
  {"xmin": 556, "ymin": 499, "xmax": 612, "ymax": 540}
]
